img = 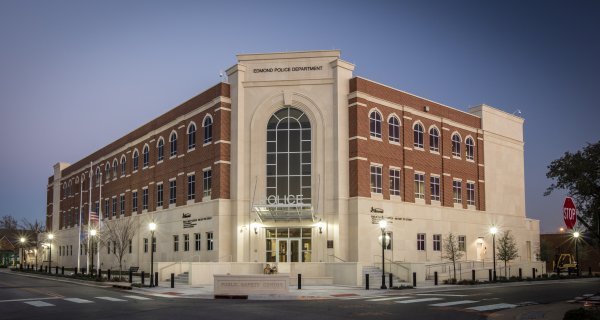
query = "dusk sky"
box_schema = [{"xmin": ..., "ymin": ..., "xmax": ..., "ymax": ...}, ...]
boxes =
[{"xmin": 0, "ymin": 0, "xmax": 598, "ymax": 233}]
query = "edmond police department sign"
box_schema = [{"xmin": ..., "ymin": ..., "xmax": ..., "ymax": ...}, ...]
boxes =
[{"xmin": 253, "ymin": 66, "xmax": 323, "ymax": 73}]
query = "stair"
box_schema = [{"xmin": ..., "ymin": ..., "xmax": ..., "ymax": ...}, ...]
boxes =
[
  {"xmin": 362, "ymin": 266, "xmax": 406, "ymax": 287},
  {"xmin": 173, "ymin": 271, "xmax": 189, "ymax": 284}
]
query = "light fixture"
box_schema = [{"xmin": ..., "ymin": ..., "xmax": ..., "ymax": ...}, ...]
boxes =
[
  {"xmin": 489, "ymin": 226, "xmax": 497, "ymax": 282},
  {"xmin": 20, "ymin": 237, "xmax": 26, "ymax": 244},
  {"xmin": 573, "ymin": 231, "xmax": 580, "ymax": 238},
  {"xmin": 90, "ymin": 229, "xmax": 97, "ymax": 236},
  {"xmin": 317, "ymin": 219, "xmax": 325, "ymax": 234},
  {"xmin": 48, "ymin": 233, "xmax": 54, "ymax": 240},
  {"xmin": 490, "ymin": 226, "xmax": 498, "ymax": 235},
  {"xmin": 149, "ymin": 222, "xmax": 156, "ymax": 231}
]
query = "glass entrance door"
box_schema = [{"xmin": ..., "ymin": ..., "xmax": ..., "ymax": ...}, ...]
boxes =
[{"xmin": 276, "ymin": 239, "xmax": 301, "ymax": 262}]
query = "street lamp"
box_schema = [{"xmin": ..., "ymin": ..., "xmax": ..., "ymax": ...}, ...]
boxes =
[
  {"xmin": 47, "ymin": 234, "xmax": 54, "ymax": 273},
  {"xmin": 379, "ymin": 219, "xmax": 388, "ymax": 289},
  {"xmin": 149, "ymin": 222, "xmax": 156, "ymax": 287},
  {"xmin": 20, "ymin": 237, "xmax": 26, "ymax": 269},
  {"xmin": 90, "ymin": 229, "xmax": 97, "ymax": 275},
  {"xmin": 573, "ymin": 231, "xmax": 580, "ymax": 276},
  {"xmin": 490, "ymin": 227, "xmax": 498, "ymax": 282}
]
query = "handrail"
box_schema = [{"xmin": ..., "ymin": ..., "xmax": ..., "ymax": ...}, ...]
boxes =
[
  {"xmin": 159, "ymin": 262, "xmax": 177, "ymax": 274},
  {"xmin": 328, "ymin": 254, "xmax": 347, "ymax": 262}
]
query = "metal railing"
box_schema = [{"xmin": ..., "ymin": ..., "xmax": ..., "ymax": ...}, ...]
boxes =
[
  {"xmin": 327, "ymin": 254, "xmax": 347, "ymax": 262},
  {"xmin": 372, "ymin": 255, "xmax": 410, "ymax": 282}
]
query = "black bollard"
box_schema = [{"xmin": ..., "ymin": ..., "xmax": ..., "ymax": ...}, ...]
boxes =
[
  {"xmin": 568, "ymin": 268, "xmax": 571, "ymax": 276},
  {"xmin": 298, "ymin": 274, "xmax": 302, "ymax": 290},
  {"xmin": 155, "ymin": 272, "xmax": 158, "ymax": 287},
  {"xmin": 108, "ymin": 269, "xmax": 111, "ymax": 280},
  {"xmin": 141, "ymin": 271, "xmax": 145, "ymax": 286},
  {"xmin": 365, "ymin": 274, "xmax": 369, "ymax": 290},
  {"xmin": 519, "ymin": 268, "xmax": 522, "ymax": 280},
  {"xmin": 472, "ymin": 270, "xmax": 475, "ymax": 281},
  {"xmin": 61, "ymin": 266, "xmax": 64, "ymax": 275},
  {"xmin": 412, "ymin": 272, "xmax": 417, "ymax": 287},
  {"xmin": 171, "ymin": 273, "xmax": 175, "ymax": 288},
  {"xmin": 488, "ymin": 269, "xmax": 492, "ymax": 282},
  {"xmin": 98, "ymin": 268, "xmax": 102, "ymax": 280},
  {"xmin": 129, "ymin": 269, "xmax": 133, "ymax": 283},
  {"xmin": 493, "ymin": 270, "xmax": 497, "ymax": 282},
  {"xmin": 434, "ymin": 271, "xmax": 438, "ymax": 285},
  {"xmin": 532, "ymin": 268, "xmax": 536, "ymax": 279},
  {"xmin": 55, "ymin": 266, "xmax": 58, "ymax": 274},
  {"xmin": 590, "ymin": 267, "xmax": 593, "ymax": 277},
  {"xmin": 388, "ymin": 273, "xmax": 392, "ymax": 288},
  {"xmin": 74, "ymin": 268, "xmax": 77, "ymax": 275}
]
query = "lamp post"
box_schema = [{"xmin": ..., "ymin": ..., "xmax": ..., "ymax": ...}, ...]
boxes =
[
  {"xmin": 90, "ymin": 229, "xmax": 97, "ymax": 275},
  {"xmin": 379, "ymin": 219, "xmax": 388, "ymax": 289},
  {"xmin": 490, "ymin": 227, "xmax": 497, "ymax": 282},
  {"xmin": 19, "ymin": 237, "xmax": 26, "ymax": 269},
  {"xmin": 149, "ymin": 222, "xmax": 156, "ymax": 287},
  {"xmin": 48, "ymin": 234, "xmax": 54, "ymax": 273},
  {"xmin": 573, "ymin": 231, "xmax": 580, "ymax": 276}
]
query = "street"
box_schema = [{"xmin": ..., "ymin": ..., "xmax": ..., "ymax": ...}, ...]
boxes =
[{"xmin": 1, "ymin": 269, "xmax": 598, "ymax": 320}]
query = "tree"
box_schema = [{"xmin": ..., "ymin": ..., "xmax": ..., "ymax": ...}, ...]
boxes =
[
  {"xmin": 545, "ymin": 141, "xmax": 600, "ymax": 243},
  {"xmin": 21, "ymin": 219, "xmax": 45, "ymax": 269},
  {"xmin": 442, "ymin": 233, "xmax": 464, "ymax": 281},
  {"xmin": 100, "ymin": 217, "xmax": 137, "ymax": 279},
  {"xmin": 0, "ymin": 215, "xmax": 19, "ymax": 230},
  {"xmin": 496, "ymin": 230, "xmax": 519, "ymax": 277}
]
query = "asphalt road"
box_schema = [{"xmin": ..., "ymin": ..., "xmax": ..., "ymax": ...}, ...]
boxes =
[{"xmin": 1, "ymin": 269, "xmax": 598, "ymax": 320}]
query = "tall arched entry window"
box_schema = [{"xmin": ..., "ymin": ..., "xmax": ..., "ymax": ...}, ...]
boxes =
[{"xmin": 266, "ymin": 107, "xmax": 312, "ymax": 204}]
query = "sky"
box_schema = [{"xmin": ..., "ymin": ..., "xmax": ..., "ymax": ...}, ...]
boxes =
[{"xmin": 0, "ymin": 0, "xmax": 598, "ymax": 233}]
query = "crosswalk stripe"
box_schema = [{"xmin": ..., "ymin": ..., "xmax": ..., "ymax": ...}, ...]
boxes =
[
  {"xmin": 64, "ymin": 298, "xmax": 93, "ymax": 304},
  {"xmin": 430, "ymin": 300, "xmax": 478, "ymax": 307},
  {"xmin": 367, "ymin": 296, "xmax": 412, "ymax": 302},
  {"xmin": 417, "ymin": 293, "xmax": 468, "ymax": 297},
  {"xmin": 467, "ymin": 303, "xmax": 517, "ymax": 311},
  {"xmin": 396, "ymin": 298, "xmax": 443, "ymax": 304},
  {"xmin": 123, "ymin": 295, "xmax": 152, "ymax": 300},
  {"xmin": 339, "ymin": 295, "xmax": 387, "ymax": 300},
  {"xmin": 95, "ymin": 297, "xmax": 127, "ymax": 302},
  {"xmin": 24, "ymin": 301, "xmax": 54, "ymax": 307}
]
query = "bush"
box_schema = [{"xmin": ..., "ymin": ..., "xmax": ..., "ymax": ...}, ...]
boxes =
[
  {"xmin": 563, "ymin": 308, "xmax": 600, "ymax": 320},
  {"xmin": 390, "ymin": 285, "xmax": 413, "ymax": 290}
]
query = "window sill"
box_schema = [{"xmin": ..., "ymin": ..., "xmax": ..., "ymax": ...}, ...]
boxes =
[
  {"xmin": 414, "ymin": 198, "xmax": 425, "ymax": 204},
  {"xmin": 370, "ymin": 192, "xmax": 383, "ymax": 199},
  {"xmin": 157, "ymin": 160, "xmax": 164, "ymax": 165},
  {"xmin": 187, "ymin": 199, "xmax": 195, "ymax": 205},
  {"xmin": 369, "ymin": 136, "xmax": 383, "ymax": 142},
  {"xmin": 390, "ymin": 195, "xmax": 402, "ymax": 201},
  {"xmin": 414, "ymin": 146, "xmax": 424, "ymax": 151},
  {"xmin": 188, "ymin": 147, "xmax": 196, "ymax": 153},
  {"xmin": 429, "ymin": 150, "xmax": 440, "ymax": 155},
  {"xmin": 203, "ymin": 142, "xmax": 212, "ymax": 147},
  {"xmin": 389, "ymin": 141, "xmax": 401, "ymax": 146},
  {"xmin": 466, "ymin": 158, "xmax": 475, "ymax": 163},
  {"xmin": 467, "ymin": 204, "xmax": 476, "ymax": 210},
  {"xmin": 169, "ymin": 155, "xmax": 177, "ymax": 160},
  {"xmin": 453, "ymin": 203, "xmax": 463, "ymax": 209},
  {"xmin": 430, "ymin": 200, "xmax": 441, "ymax": 206},
  {"xmin": 169, "ymin": 203, "xmax": 176, "ymax": 209},
  {"xmin": 202, "ymin": 196, "xmax": 212, "ymax": 202},
  {"xmin": 452, "ymin": 155, "xmax": 461, "ymax": 160}
]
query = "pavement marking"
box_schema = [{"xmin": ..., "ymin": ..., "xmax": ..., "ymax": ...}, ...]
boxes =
[
  {"xmin": 24, "ymin": 301, "xmax": 55, "ymax": 307},
  {"xmin": 396, "ymin": 298, "xmax": 444, "ymax": 304},
  {"xmin": 430, "ymin": 300, "xmax": 479, "ymax": 307},
  {"xmin": 95, "ymin": 297, "xmax": 127, "ymax": 302},
  {"xmin": 64, "ymin": 298, "xmax": 93, "ymax": 304},
  {"xmin": 467, "ymin": 303, "xmax": 518, "ymax": 311},
  {"xmin": 416, "ymin": 293, "xmax": 468, "ymax": 297},
  {"xmin": 367, "ymin": 296, "xmax": 412, "ymax": 302},
  {"xmin": 123, "ymin": 295, "xmax": 152, "ymax": 300},
  {"xmin": 0, "ymin": 297, "xmax": 59, "ymax": 303},
  {"xmin": 583, "ymin": 294, "xmax": 594, "ymax": 297},
  {"xmin": 339, "ymin": 295, "xmax": 388, "ymax": 300}
]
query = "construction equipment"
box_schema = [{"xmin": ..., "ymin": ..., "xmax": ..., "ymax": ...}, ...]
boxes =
[{"xmin": 552, "ymin": 253, "xmax": 578, "ymax": 272}]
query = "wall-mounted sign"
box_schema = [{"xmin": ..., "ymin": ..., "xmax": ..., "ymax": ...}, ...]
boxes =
[
  {"xmin": 370, "ymin": 207, "xmax": 384, "ymax": 213},
  {"xmin": 183, "ymin": 216, "xmax": 212, "ymax": 229},
  {"xmin": 253, "ymin": 66, "xmax": 323, "ymax": 73},
  {"xmin": 266, "ymin": 194, "xmax": 304, "ymax": 205},
  {"xmin": 371, "ymin": 215, "xmax": 412, "ymax": 224},
  {"xmin": 182, "ymin": 213, "xmax": 191, "ymax": 218}
]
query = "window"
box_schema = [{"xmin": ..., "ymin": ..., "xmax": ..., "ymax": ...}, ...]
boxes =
[
  {"xmin": 452, "ymin": 134, "xmax": 461, "ymax": 157},
  {"xmin": 169, "ymin": 180, "xmax": 176, "ymax": 204},
  {"xmin": 467, "ymin": 182, "xmax": 475, "ymax": 206},
  {"xmin": 188, "ymin": 123, "xmax": 196, "ymax": 149},
  {"xmin": 207, "ymin": 232, "xmax": 214, "ymax": 251},
  {"xmin": 466, "ymin": 137, "xmax": 475, "ymax": 160},
  {"xmin": 132, "ymin": 191, "xmax": 138, "ymax": 213},
  {"xmin": 369, "ymin": 111, "xmax": 382, "ymax": 138},
  {"xmin": 173, "ymin": 235, "xmax": 179, "ymax": 252},
  {"xmin": 107, "ymin": 241, "xmax": 111, "ymax": 254},
  {"xmin": 113, "ymin": 160, "xmax": 118, "ymax": 178},
  {"xmin": 105, "ymin": 164, "xmax": 110, "ymax": 181},
  {"xmin": 203, "ymin": 115, "xmax": 213, "ymax": 144},
  {"xmin": 384, "ymin": 231, "xmax": 392, "ymax": 250},
  {"xmin": 120, "ymin": 195, "xmax": 125, "ymax": 215},
  {"xmin": 95, "ymin": 168, "xmax": 101, "ymax": 186},
  {"xmin": 143, "ymin": 145, "xmax": 149, "ymax": 168},
  {"xmin": 120, "ymin": 156, "xmax": 126, "ymax": 176},
  {"xmin": 184, "ymin": 234, "xmax": 189, "ymax": 251},
  {"xmin": 142, "ymin": 188, "xmax": 148, "ymax": 210},
  {"xmin": 429, "ymin": 127, "xmax": 439, "ymax": 152},
  {"xmin": 370, "ymin": 165, "xmax": 382, "ymax": 193},
  {"xmin": 157, "ymin": 138, "xmax": 164, "ymax": 162},
  {"xmin": 170, "ymin": 132, "xmax": 177, "ymax": 157},
  {"xmin": 144, "ymin": 238, "xmax": 148, "ymax": 253},
  {"xmin": 129, "ymin": 239, "xmax": 132, "ymax": 254},
  {"xmin": 453, "ymin": 180, "xmax": 462, "ymax": 204},
  {"xmin": 187, "ymin": 174, "xmax": 195, "ymax": 200},
  {"xmin": 433, "ymin": 234, "xmax": 441, "ymax": 251},
  {"xmin": 133, "ymin": 150, "xmax": 139, "ymax": 171},
  {"xmin": 157, "ymin": 184, "xmax": 164, "ymax": 207},
  {"xmin": 194, "ymin": 233, "xmax": 201, "ymax": 251},
  {"xmin": 414, "ymin": 173, "xmax": 425, "ymax": 199},
  {"xmin": 388, "ymin": 116, "xmax": 400, "ymax": 143},
  {"xmin": 430, "ymin": 176, "xmax": 440, "ymax": 201},
  {"xmin": 417, "ymin": 233, "xmax": 425, "ymax": 251},
  {"xmin": 104, "ymin": 199, "xmax": 109, "ymax": 219},
  {"xmin": 203, "ymin": 170, "xmax": 212, "ymax": 198},
  {"xmin": 389, "ymin": 169, "xmax": 401, "ymax": 196},
  {"xmin": 413, "ymin": 123, "xmax": 424, "ymax": 148},
  {"xmin": 458, "ymin": 235, "xmax": 466, "ymax": 252},
  {"xmin": 112, "ymin": 197, "xmax": 117, "ymax": 217},
  {"xmin": 152, "ymin": 237, "xmax": 156, "ymax": 252}
]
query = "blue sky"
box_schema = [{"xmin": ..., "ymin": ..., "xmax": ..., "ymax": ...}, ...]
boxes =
[{"xmin": 0, "ymin": 0, "xmax": 598, "ymax": 232}]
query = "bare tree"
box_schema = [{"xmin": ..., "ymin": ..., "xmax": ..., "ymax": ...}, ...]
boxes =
[
  {"xmin": 442, "ymin": 233, "xmax": 465, "ymax": 281},
  {"xmin": 0, "ymin": 215, "xmax": 19, "ymax": 230},
  {"xmin": 100, "ymin": 217, "xmax": 137, "ymax": 279},
  {"xmin": 21, "ymin": 219, "xmax": 45, "ymax": 269},
  {"xmin": 496, "ymin": 230, "xmax": 519, "ymax": 277}
]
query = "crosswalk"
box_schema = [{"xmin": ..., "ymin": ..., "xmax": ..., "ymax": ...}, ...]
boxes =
[{"xmin": 17, "ymin": 295, "xmax": 154, "ymax": 308}]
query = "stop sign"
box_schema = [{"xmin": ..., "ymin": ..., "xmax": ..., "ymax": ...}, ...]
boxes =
[{"xmin": 563, "ymin": 197, "xmax": 577, "ymax": 229}]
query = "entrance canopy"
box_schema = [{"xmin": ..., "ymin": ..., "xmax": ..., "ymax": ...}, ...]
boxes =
[{"xmin": 253, "ymin": 203, "xmax": 314, "ymax": 222}]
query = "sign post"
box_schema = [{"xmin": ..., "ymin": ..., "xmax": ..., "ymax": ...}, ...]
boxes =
[{"xmin": 563, "ymin": 197, "xmax": 577, "ymax": 229}]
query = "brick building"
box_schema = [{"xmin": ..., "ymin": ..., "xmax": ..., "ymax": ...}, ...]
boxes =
[{"xmin": 45, "ymin": 51, "xmax": 541, "ymax": 284}]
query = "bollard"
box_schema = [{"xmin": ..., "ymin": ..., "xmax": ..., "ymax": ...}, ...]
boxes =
[
  {"xmin": 519, "ymin": 268, "xmax": 522, "ymax": 280},
  {"xmin": 412, "ymin": 272, "xmax": 417, "ymax": 287},
  {"xmin": 576, "ymin": 267, "xmax": 580, "ymax": 277},
  {"xmin": 129, "ymin": 269, "xmax": 133, "ymax": 283},
  {"xmin": 155, "ymin": 272, "xmax": 158, "ymax": 287},
  {"xmin": 557, "ymin": 267, "xmax": 561, "ymax": 277},
  {"xmin": 141, "ymin": 271, "xmax": 145, "ymax": 286},
  {"xmin": 472, "ymin": 270, "xmax": 475, "ymax": 281},
  {"xmin": 171, "ymin": 273, "xmax": 175, "ymax": 288},
  {"xmin": 493, "ymin": 270, "xmax": 497, "ymax": 282},
  {"xmin": 388, "ymin": 273, "xmax": 392, "ymax": 288},
  {"xmin": 488, "ymin": 269, "xmax": 492, "ymax": 282},
  {"xmin": 108, "ymin": 269, "xmax": 111, "ymax": 280},
  {"xmin": 98, "ymin": 268, "xmax": 102, "ymax": 280},
  {"xmin": 298, "ymin": 274, "xmax": 302, "ymax": 290},
  {"xmin": 61, "ymin": 266, "xmax": 64, "ymax": 275},
  {"xmin": 55, "ymin": 266, "xmax": 58, "ymax": 274},
  {"xmin": 590, "ymin": 267, "xmax": 593, "ymax": 277},
  {"xmin": 365, "ymin": 274, "xmax": 369, "ymax": 290},
  {"xmin": 568, "ymin": 268, "xmax": 571, "ymax": 276},
  {"xmin": 74, "ymin": 268, "xmax": 77, "ymax": 275},
  {"xmin": 434, "ymin": 271, "xmax": 438, "ymax": 285},
  {"xmin": 45, "ymin": 266, "xmax": 48, "ymax": 273},
  {"xmin": 532, "ymin": 268, "xmax": 536, "ymax": 279}
]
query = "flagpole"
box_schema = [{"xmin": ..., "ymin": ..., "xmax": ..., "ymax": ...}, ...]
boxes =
[
  {"xmin": 97, "ymin": 176, "xmax": 102, "ymax": 275},
  {"xmin": 78, "ymin": 173, "xmax": 83, "ymax": 273},
  {"xmin": 87, "ymin": 162, "xmax": 92, "ymax": 274}
]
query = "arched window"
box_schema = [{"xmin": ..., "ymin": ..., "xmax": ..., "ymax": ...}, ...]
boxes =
[
  {"xmin": 266, "ymin": 107, "xmax": 311, "ymax": 204},
  {"xmin": 143, "ymin": 145, "xmax": 149, "ymax": 168},
  {"xmin": 413, "ymin": 123, "xmax": 424, "ymax": 148},
  {"xmin": 452, "ymin": 134, "xmax": 462, "ymax": 157},
  {"xmin": 369, "ymin": 111, "xmax": 382, "ymax": 138},
  {"xmin": 466, "ymin": 137, "xmax": 475, "ymax": 160},
  {"xmin": 170, "ymin": 132, "xmax": 178, "ymax": 156},
  {"xmin": 95, "ymin": 167, "xmax": 101, "ymax": 186},
  {"xmin": 157, "ymin": 138, "xmax": 164, "ymax": 161},
  {"xmin": 113, "ymin": 159, "xmax": 118, "ymax": 178},
  {"xmin": 429, "ymin": 127, "xmax": 440, "ymax": 152},
  {"xmin": 388, "ymin": 116, "xmax": 400, "ymax": 143},
  {"xmin": 203, "ymin": 116, "xmax": 213, "ymax": 144},
  {"xmin": 188, "ymin": 123, "xmax": 196, "ymax": 150},
  {"xmin": 105, "ymin": 163, "xmax": 110, "ymax": 181},
  {"xmin": 120, "ymin": 156, "xmax": 126, "ymax": 176},
  {"xmin": 133, "ymin": 150, "xmax": 139, "ymax": 171}
]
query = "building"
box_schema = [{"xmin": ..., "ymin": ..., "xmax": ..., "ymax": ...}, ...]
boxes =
[
  {"xmin": 540, "ymin": 232, "xmax": 600, "ymax": 273},
  {"xmin": 45, "ymin": 50, "xmax": 541, "ymax": 284}
]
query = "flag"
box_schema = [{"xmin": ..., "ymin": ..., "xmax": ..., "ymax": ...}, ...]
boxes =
[{"xmin": 89, "ymin": 211, "xmax": 99, "ymax": 228}]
